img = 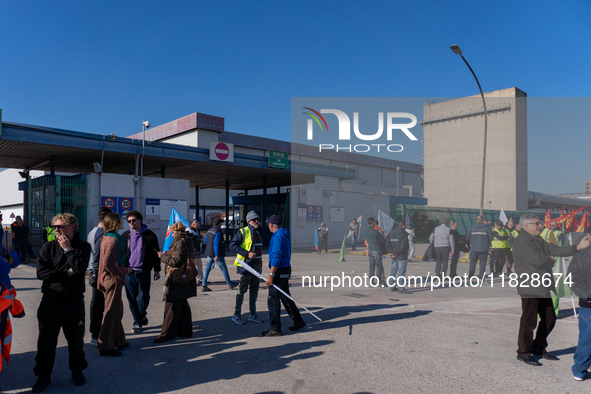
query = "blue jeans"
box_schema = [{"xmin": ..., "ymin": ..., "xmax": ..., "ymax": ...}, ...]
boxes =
[
  {"xmin": 202, "ymin": 256, "xmax": 233, "ymax": 287},
  {"xmin": 368, "ymin": 252, "xmax": 383, "ymax": 284},
  {"xmin": 125, "ymin": 270, "xmax": 152, "ymax": 325},
  {"xmin": 389, "ymin": 259, "xmax": 408, "ymax": 289},
  {"xmin": 351, "ymin": 235, "xmax": 358, "ymax": 250},
  {"xmin": 469, "ymin": 252, "xmax": 488, "ymax": 278},
  {"xmin": 573, "ymin": 306, "xmax": 591, "ymax": 378}
]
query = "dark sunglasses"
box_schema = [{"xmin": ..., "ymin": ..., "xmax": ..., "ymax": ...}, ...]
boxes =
[
  {"xmin": 127, "ymin": 219, "xmax": 138, "ymax": 223},
  {"xmin": 52, "ymin": 225, "xmax": 67, "ymax": 230}
]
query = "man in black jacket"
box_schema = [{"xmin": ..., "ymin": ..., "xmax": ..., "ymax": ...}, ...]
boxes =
[
  {"xmin": 32, "ymin": 213, "xmax": 91, "ymax": 393},
  {"xmin": 386, "ymin": 221, "xmax": 410, "ymax": 294},
  {"xmin": 567, "ymin": 228, "xmax": 591, "ymax": 381},
  {"xmin": 122, "ymin": 210, "xmax": 161, "ymax": 333},
  {"xmin": 513, "ymin": 213, "xmax": 590, "ymax": 367}
]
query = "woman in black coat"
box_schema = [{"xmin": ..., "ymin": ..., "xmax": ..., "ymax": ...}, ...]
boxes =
[{"xmin": 154, "ymin": 222, "xmax": 197, "ymax": 343}]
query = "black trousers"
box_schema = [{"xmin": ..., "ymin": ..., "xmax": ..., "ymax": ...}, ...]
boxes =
[
  {"xmin": 268, "ymin": 266, "xmax": 303, "ymax": 332},
  {"xmin": 517, "ymin": 297, "xmax": 556, "ymax": 357},
  {"xmin": 318, "ymin": 238, "xmax": 328, "ymax": 253},
  {"xmin": 89, "ymin": 285, "xmax": 105, "ymax": 339},
  {"xmin": 34, "ymin": 296, "xmax": 88, "ymax": 376},
  {"xmin": 160, "ymin": 299, "xmax": 193, "ymax": 339},
  {"xmin": 505, "ymin": 250, "xmax": 514, "ymax": 273},
  {"xmin": 493, "ymin": 248, "xmax": 508, "ymax": 274}
]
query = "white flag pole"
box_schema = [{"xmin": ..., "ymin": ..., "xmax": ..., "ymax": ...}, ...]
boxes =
[{"xmin": 236, "ymin": 258, "xmax": 322, "ymax": 322}]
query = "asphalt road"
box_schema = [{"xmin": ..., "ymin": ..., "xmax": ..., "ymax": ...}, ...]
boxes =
[{"xmin": 2, "ymin": 246, "xmax": 588, "ymax": 393}]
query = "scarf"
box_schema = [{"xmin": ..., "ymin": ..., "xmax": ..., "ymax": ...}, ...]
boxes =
[{"xmin": 105, "ymin": 232, "xmax": 126, "ymax": 266}]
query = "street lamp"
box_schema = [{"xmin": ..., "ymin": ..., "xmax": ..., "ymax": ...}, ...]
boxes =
[
  {"xmin": 141, "ymin": 121, "xmax": 151, "ymax": 178},
  {"xmin": 450, "ymin": 44, "xmax": 488, "ymax": 216}
]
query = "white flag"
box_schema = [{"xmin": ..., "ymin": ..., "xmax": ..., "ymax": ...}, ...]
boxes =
[{"xmin": 499, "ymin": 210, "xmax": 508, "ymax": 225}]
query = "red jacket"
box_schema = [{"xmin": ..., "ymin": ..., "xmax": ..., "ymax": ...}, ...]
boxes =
[{"xmin": 0, "ymin": 284, "xmax": 25, "ymax": 373}]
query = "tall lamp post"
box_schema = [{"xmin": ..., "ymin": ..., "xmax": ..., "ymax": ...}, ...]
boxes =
[{"xmin": 450, "ymin": 44, "xmax": 488, "ymax": 216}]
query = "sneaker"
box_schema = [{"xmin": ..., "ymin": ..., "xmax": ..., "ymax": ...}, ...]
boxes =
[
  {"xmin": 202, "ymin": 286, "xmax": 212, "ymax": 292},
  {"xmin": 574, "ymin": 371, "xmax": 588, "ymax": 381},
  {"xmin": 289, "ymin": 319, "xmax": 307, "ymax": 331},
  {"xmin": 99, "ymin": 348, "xmax": 122, "ymax": 357},
  {"xmin": 389, "ymin": 286, "xmax": 398, "ymax": 292},
  {"xmin": 231, "ymin": 315, "xmax": 245, "ymax": 325},
  {"xmin": 262, "ymin": 329, "xmax": 282, "ymax": 337},
  {"xmin": 398, "ymin": 288, "xmax": 411, "ymax": 294},
  {"xmin": 90, "ymin": 337, "xmax": 98, "ymax": 346},
  {"xmin": 142, "ymin": 317, "xmax": 149, "ymax": 326},
  {"xmin": 228, "ymin": 283, "xmax": 238, "ymax": 290},
  {"xmin": 132, "ymin": 324, "xmax": 142, "ymax": 333},
  {"xmin": 32, "ymin": 375, "xmax": 51, "ymax": 393},
  {"xmin": 248, "ymin": 314, "xmax": 264, "ymax": 323},
  {"xmin": 71, "ymin": 371, "xmax": 86, "ymax": 386}
]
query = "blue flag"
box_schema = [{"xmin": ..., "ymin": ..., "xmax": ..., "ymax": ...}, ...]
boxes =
[
  {"xmin": 313, "ymin": 220, "xmax": 319, "ymax": 251},
  {"xmin": 162, "ymin": 207, "xmax": 191, "ymax": 252}
]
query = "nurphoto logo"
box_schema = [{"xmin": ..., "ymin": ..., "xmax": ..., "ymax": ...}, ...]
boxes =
[{"xmin": 303, "ymin": 107, "xmax": 419, "ymax": 153}]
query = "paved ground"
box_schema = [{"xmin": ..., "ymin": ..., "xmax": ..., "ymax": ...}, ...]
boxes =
[{"xmin": 2, "ymin": 245, "xmax": 588, "ymax": 393}]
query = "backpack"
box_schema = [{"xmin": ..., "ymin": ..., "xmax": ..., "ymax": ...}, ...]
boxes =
[{"xmin": 388, "ymin": 229, "xmax": 409, "ymax": 256}]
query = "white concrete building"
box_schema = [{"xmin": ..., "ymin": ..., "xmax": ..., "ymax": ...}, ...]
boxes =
[{"xmin": 422, "ymin": 87, "xmax": 528, "ymax": 211}]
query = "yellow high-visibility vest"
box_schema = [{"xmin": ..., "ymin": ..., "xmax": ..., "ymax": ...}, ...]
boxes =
[
  {"xmin": 234, "ymin": 227, "xmax": 252, "ymax": 267},
  {"xmin": 491, "ymin": 228, "xmax": 510, "ymax": 248},
  {"xmin": 45, "ymin": 226, "xmax": 56, "ymax": 242}
]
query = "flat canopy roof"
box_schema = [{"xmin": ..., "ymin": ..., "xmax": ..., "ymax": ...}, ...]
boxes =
[{"xmin": 0, "ymin": 122, "xmax": 355, "ymax": 189}]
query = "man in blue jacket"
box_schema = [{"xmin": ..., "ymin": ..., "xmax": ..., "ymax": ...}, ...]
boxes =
[
  {"xmin": 262, "ymin": 215, "xmax": 306, "ymax": 337},
  {"xmin": 467, "ymin": 215, "xmax": 494, "ymax": 279}
]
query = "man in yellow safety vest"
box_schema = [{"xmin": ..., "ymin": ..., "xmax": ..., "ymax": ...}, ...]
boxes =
[{"xmin": 229, "ymin": 211, "xmax": 264, "ymax": 325}]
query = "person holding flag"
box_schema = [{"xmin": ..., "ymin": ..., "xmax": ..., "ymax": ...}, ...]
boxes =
[
  {"xmin": 262, "ymin": 215, "xmax": 306, "ymax": 337},
  {"xmin": 512, "ymin": 213, "xmax": 591, "ymax": 367},
  {"xmin": 348, "ymin": 218, "xmax": 360, "ymax": 251}
]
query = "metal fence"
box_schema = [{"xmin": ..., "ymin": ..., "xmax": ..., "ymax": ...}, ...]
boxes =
[{"xmin": 389, "ymin": 204, "xmax": 536, "ymax": 242}]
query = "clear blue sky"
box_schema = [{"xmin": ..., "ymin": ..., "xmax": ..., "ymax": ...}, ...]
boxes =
[{"xmin": 1, "ymin": 0, "xmax": 590, "ymax": 194}]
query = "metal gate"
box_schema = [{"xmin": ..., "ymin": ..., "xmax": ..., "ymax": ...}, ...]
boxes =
[{"xmin": 22, "ymin": 174, "xmax": 87, "ymax": 250}]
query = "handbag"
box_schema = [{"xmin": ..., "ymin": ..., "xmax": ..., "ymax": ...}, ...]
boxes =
[{"xmin": 166, "ymin": 238, "xmax": 198, "ymax": 285}]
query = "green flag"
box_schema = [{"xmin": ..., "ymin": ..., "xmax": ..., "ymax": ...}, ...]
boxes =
[
  {"xmin": 551, "ymin": 256, "xmax": 571, "ymax": 315},
  {"xmin": 336, "ymin": 233, "xmax": 347, "ymax": 262}
]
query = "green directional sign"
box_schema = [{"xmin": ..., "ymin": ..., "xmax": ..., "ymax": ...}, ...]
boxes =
[{"xmin": 268, "ymin": 149, "xmax": 288, "ymax": 169}]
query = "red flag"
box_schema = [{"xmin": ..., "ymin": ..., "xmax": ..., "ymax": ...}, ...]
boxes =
[
  {"xmin": 565, "ymin": 210, "xmax": 578, "ymax": 231},
  {"xmin": 554, "ymin": 205, "xmax": 588, "ymax": 227},
  {"xmin": 576, "ymin": 212, "xmax": 589, "ymax": 232},
  {"xmin": 545, "ymin": 208, "xmax": 552, "ymax": 228},
  {"xmin": 572, "ymin": 214, "xmax": 579, "ymax": 230}
]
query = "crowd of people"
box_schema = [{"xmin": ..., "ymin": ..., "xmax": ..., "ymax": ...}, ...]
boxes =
[
  {"xmin": 3, "ymin": 209, "xmax": 591, "ymax": 389},
  {"xmin": 360, "ymin": 212, "xmax": 591, "ymax": 381},
  {"xmin": 0, "ymin": 208, "xmax": 306, "ymax": 393}
]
